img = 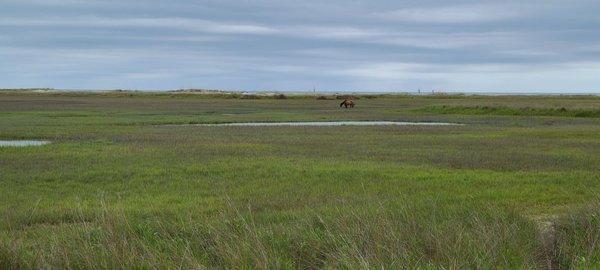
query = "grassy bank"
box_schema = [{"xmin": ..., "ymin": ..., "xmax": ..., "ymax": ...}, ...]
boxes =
[
  {"xmin": 1, "ymin": 91, "xmax": 600, "ymax": 268},
  {"xmin": 417, "ymin": 105, "xmax": 600, "ymax": 118}
]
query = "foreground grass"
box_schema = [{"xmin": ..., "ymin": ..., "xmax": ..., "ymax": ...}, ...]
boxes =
[
  {"xmin": 553, "ymin": 203, "xmax": 600, "ymax": 269},
  {"xmin": 1, "ymin": 200, "xmax": 546, "ymax": 269},
  {"xmin": 1, "ymin": 92, "xmax": 600, "ymax": 268}
]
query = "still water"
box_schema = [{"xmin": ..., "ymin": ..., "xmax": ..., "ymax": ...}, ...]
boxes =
[
  {"xmin": 180, "ymin": 121, "xmax": 463, "ymax": 127},
  {"xmin": 0, "ymin": 140, "xmax": 51, "ymax": 147}
]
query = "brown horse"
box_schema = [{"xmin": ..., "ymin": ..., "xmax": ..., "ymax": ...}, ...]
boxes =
[{"xmin": 339, "ymin": 99, "xmax": 355, "ymax": 108}]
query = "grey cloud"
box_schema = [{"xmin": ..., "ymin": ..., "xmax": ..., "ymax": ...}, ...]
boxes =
[
  {"xmin": 372, "ymin": 3, "xmax": 523, "ymax": 24},
  {"xmin": 1, "ymin": 0, "xmax": 599, "ymax": 92},
  {"xmin": 0, "ymin": 17, "xmax": 279, "ymax": 35}
]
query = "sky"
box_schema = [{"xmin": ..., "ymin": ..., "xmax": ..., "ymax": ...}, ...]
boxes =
[{"xmin": 1, "ymin": 0, "xmax": 600, "ymax": 93}]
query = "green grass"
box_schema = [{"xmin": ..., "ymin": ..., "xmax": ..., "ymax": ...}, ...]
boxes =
[
  {"xmin": 417, "ymin": 105, "xmax": 600, "ymax": 118},
  {"xmin": 1, "ymin": 91, "xmax": 600, "ymax": 269},
  {"xmin": 552, "ymin": 204, "xmax": 600, "ymax": 269}
]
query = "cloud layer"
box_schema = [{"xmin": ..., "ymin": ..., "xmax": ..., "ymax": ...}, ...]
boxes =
[{"xmin": 1, "ymin": 0, "xmax": 600, "ymax": 92}]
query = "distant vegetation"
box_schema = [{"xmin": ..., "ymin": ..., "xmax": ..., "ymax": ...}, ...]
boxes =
[
  {"xmin": 0, "ymin": 89, "xmax": 396, "ymax": 101},
  {"xmin": 315, "ymin": 95, "xmax": 334, "ymax": 100},
  {"xmin": 0, "ymin": 88, "xmax": 54, "ymax": 90},
  {"xmin": 417, "ymin": 105, "xmax": 600, "ymax": 118}
]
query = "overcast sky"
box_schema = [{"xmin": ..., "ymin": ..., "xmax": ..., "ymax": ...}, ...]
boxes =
[{"xmin": 1, "ymin": 0, "xmax": 600, "ymax": 92}]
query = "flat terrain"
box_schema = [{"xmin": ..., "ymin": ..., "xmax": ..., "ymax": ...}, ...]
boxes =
[{"xmin": 1, "ymin": 91, "xmax": 600, "ymax": 269}]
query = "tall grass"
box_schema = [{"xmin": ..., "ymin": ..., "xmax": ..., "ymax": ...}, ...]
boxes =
[
  {"xmin": 0, "ymin": 200, "xmax": 547, "ymax": 269},
  {"xmin": 553, "ymin": 202, "xmax": 600, "ymax": 268}
]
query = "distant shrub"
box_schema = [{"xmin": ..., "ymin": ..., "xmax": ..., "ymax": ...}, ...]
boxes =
[
  {"xmin": 273, "ymin": 94, "xmax": 287, "ymax": 99},
  {"xmin": 336, "ymin": 95, "xmax": 359, "ymax": 100},
  {"xmin": 240, "ymin": 94, "xmax": 261, "ymax": 99},
  {"xmin": 316, "ymin": 95, "xmax": 333, "ymax": 100}
]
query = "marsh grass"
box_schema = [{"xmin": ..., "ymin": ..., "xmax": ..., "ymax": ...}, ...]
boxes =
[
  {"xmin": 2, "ymin": 92, "xmax": 600, "ymax": 268},
  {"xmin": 1, "ymin": 199, "xmax": 549, "ymax": 269},
  {"xmin": 418, "ymin": 105, "xmax": 600, "ymax": 118},
  {"xmin": 552, "ymin": 202, "xmax": 600, "ymax": 268}
]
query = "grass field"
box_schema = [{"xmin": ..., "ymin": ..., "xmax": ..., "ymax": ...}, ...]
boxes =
[{"xmin": 1, "ymin": 91, "xmax": 600, "ymax": 269}]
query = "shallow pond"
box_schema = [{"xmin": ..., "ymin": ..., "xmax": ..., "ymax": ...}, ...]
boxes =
[
  {"xmin": 0, "ymin": 140, "xmax": 51, "ymax": 147},
  {"xmin": 176, "ymin": 121, "xmax": 463, "ymax": 127}
]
